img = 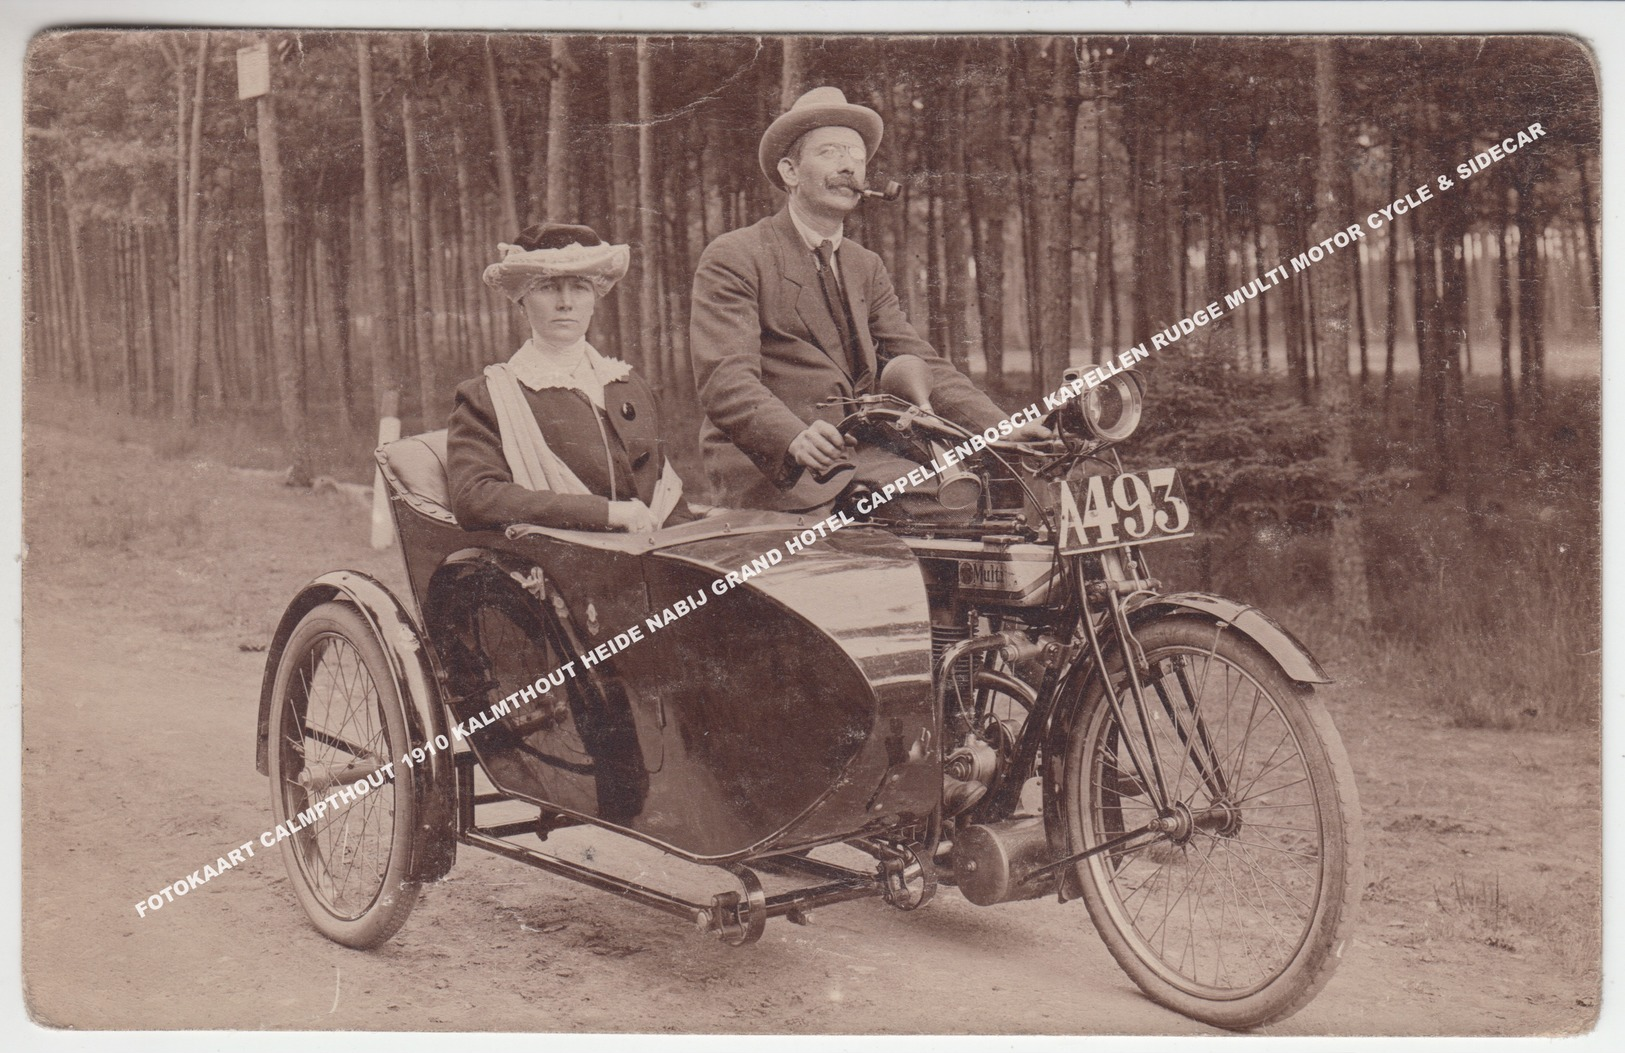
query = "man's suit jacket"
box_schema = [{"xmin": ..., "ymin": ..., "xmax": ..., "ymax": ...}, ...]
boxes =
[{"xmin": 690, "ymin": 206, "xmax": 1006, "ymax": 510}]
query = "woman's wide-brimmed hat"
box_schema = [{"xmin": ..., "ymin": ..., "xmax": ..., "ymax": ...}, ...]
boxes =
[
  {"xmin": 758, "ymin": 86, "xmax": 883, "ymax": 192},
  {"xmin": 483, "ymin": 222, "xmax": 631, "ymax": 302}
]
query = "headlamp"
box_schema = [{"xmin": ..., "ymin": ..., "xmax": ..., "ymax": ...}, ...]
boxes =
[{"xmin": 1062, "ymin": 368, "xmax": 1145, "ymax": 443}]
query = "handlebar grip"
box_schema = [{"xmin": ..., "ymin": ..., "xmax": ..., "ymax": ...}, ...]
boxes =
[{"xmin": 811, "ymin": 461, "xmax": 856, "ymax": 485}]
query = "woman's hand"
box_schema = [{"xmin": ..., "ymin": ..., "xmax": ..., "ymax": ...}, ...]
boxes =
[{"xmin": 607, "ymin": 499, "xmax": 658, "ymax": 533}]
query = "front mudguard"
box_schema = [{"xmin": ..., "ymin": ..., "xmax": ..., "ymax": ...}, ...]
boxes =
[
  {"xmin": 1124, "ymin": 592, "xmax": 1330, "ymax": 684},
  {"xmin": 254, "ymin": 570, "xmax": 458, "ymax": 882}
]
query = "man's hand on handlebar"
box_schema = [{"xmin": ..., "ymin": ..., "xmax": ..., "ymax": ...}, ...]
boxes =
[
  {"xmin": 1007, "ymin": 419, "xmax": 1054, "ymax": 443},
  {"xmin": 787, "ymin": 420, "xmax": 858, "ymax": 474}
]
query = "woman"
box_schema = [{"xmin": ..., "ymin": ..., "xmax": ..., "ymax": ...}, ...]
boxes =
[{"xmin": 447, "ymin": 223, "xmax": 694, "ymax": 533}]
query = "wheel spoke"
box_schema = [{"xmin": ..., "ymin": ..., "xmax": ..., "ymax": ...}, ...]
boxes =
[
  {"xmin": 277, "ymin": 628, "xmax": 398, "ymax": 921},
  {"xmin": 1068, "ymin": 626, "xmax": 1353, "ymax": 1020}
]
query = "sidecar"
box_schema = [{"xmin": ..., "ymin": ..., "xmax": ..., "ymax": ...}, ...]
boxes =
[{"xmin": 255, "ymin": 430, "xmax": 942, "ymax": 948}]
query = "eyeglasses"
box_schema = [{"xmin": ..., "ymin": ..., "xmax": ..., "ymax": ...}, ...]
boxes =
[{"xmin": 810, "ymin": 143, "xmax": 867, "ymax": 163}]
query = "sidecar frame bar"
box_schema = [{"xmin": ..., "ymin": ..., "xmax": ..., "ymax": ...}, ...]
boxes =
[{"xmin": 454, "ymin": 756, "xmax": 889, "ymax": 937}]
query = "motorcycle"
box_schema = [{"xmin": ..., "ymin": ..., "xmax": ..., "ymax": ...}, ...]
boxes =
[{"xmin": 256, "ymin": 360, "xmax": 1361, "ymax": 1030}]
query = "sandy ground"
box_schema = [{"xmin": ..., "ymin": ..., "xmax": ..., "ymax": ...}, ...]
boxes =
[{"xmin": 19, "ymin": 421, "xmax": 1601, "ymax": 1036}]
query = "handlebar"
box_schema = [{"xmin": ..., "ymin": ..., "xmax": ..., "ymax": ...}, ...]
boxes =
[
  {"xmin": 803, "ymin": 393, "xmax": 1071, "ymax": 486},
  {"xmin": 827, "ymin": 395, "xmax": 1063, "ymax": 456}
]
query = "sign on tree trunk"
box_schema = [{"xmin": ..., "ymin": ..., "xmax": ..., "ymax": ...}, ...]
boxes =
[{"xmin": 236, "ymin": 41, "xmax": 269, "ymax": 100}]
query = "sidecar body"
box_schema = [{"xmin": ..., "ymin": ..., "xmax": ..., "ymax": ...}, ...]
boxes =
[{"xmin": 257, "ymin": 430, "xmax": 941, "ymax": 877}]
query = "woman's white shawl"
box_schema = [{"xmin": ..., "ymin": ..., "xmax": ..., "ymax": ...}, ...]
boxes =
[{"xmin": 482, "ymin": 351, "xmax": 683, "ymax": 530}]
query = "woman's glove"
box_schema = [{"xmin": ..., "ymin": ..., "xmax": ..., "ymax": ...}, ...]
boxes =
[{"xmin": 607, "ymin": 498, "xmax": 657, "ymax": 533}]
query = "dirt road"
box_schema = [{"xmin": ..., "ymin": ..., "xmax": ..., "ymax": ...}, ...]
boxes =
[{"xmin": 19, "ymin": 422, "xmax": 1600, "ymax": 1035}]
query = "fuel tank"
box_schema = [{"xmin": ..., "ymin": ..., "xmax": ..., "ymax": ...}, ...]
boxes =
[{"xmin": 907, "ymin": 536, "xmax": 1061, "ymax": 609}]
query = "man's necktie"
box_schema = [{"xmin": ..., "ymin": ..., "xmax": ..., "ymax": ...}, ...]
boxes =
[{"xmin": 814, "ymin": 240, "xmax": 865, "ymax": 385}]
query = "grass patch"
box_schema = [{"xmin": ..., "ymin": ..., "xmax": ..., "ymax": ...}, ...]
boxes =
[{"xmin": 1430, "ymin": 870, "xmax": 1601, "ymax": 983}]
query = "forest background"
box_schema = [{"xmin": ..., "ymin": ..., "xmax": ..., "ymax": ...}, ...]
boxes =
[{"xmin": 21, "ymin": 31, "xmax": 1601, "ymax": 730}]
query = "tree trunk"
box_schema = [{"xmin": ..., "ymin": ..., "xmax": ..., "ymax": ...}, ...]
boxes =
[
  {"xmin": 545, "ymin": 37, "xmax": 574, "ymax": 222},
  {"xmin": 1250, "ymin": 220, "xmax": 1269, "ymax": 372},
  {"xmin": 36, "ymin": 189, "xmax": 67, "ymax": 381},
  {"xmin": 1382, "ymin": 144, "xmax": 1399, "ymax": 413},
  {"xmin": 358, "ymin": 38, "xmax": 397, "ymax": 414},
  {"xmin": 483, "ymin": 39, "xmax": 521, "ymax": 237},
  {"xmin": 452, "ymin": 126, "xmax": 490, "ymax": 367},
  {"xmin": 255, "ymin": 84, "xmax": 311, "ymax": 484},
  {"xmin": 1514, "ymin": 181, "xmax": 1543, "ymax": 415},
  {"xmin": 402, "ymin": 95, "xmax": 436, "ymax": 427},
  {"xmin": 1203, "ymin": 138, "xmax": 1235, "ymax": 365},
  {"xmin": 1353, "ymin": 233, "xmax": 1369, "ymax": 387},
  {"xmin": 966, "ymin": 66, "xmax": 1007, "ymax": 384},
  {"xmin": 1092, "ymin": 72, "xmax": 1109, "ymax": 362},
  {"xmin": 780, "ymin": 38, "xmax": 804, "ymax": 108},
  {"xmin": 1495, "ymin": 170, "xmax": 1516, "ymax": 444},
  {"xmin": 1297, "ymin": 207, "xmax": 1318, "ymax": 398},
  {"xmin": 200, "ymin": 232, "xmax": 226, "ymax": 406},
  {"xmin": 1436, "ymin": 130, "xmax": 1469, "ymax": 472},
  {"xmin": 168, "ymin": 43, "xmax": 187, "ymax": 403},
  {"xmin": 1574, "ymin": 144, "xmax": 1599, "ymax": 316},
  {"xmin": 664, "ymin": 147, "xmax": 697, "ymax": 392},
  {"xmin": 426, "ymin": 201, "xmax": 449, "ymax": 391},
  {"xmin": 61, "ymin": 189, "xmax": 96, "ymax": 391},
  {"xmin": 1007, "ymin": 56, "xmax": 1040, "ymax": 366},
  {"xmin": 41, "ymin": 187, "xmax": 72, "ymax": 382},
  {"xmin": 925, "ymin": 158, "xmax": 946, "ymax": 357},
  {"xmin": 1126, "ymin": 90, "xmax": 1174, "ymax": 369},
  {"xmin": 117, "ymin": 224, "xmax": 136, "ymax": 409},
  {"xmin": 1022, "ymin": 37, "xmax": 1080, "ymax": 394},
  {"xmin": 174, "ymin": 33, "xmax": 208, "ymax": 420},
  {"xmin": 137, "ymin": 225, "xmax": 159, "ymax": 408},
  {"xmin": 1309, "ymin": 42, "xmax": 1371, "ymax": 624},
  {"xmin": 635, "ymin": 38, "xmax": 663, "ymax": 390},
  {"xmin": 1176, "ymin": 132, "xmax": 1190, "ymax": 320},
  {"xmin": 940, "ymin": 45, "xmax": 973, "ymax": 373}
]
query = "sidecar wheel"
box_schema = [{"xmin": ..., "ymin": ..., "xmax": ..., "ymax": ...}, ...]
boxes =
[
  {"xmin": 268, "ymin": 601, "xmax": 422, "ymax": 948},
  {"xmin": 1062, "ymin": 617, "xmax": 1362, "ymax": 1029}
]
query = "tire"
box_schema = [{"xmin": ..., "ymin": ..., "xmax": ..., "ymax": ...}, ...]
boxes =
[
  {"xmin": 267, "ymin": 601, "xmax": 422, "ymax": 948},
  {"xmin": 1063, "ymin": 616, "xmax": 1362, "ymax": 1029}
]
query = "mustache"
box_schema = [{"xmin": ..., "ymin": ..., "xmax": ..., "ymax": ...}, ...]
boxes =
[{"xmin": 826, "ymin": 176, "xmax": 863, "ymax": 191}]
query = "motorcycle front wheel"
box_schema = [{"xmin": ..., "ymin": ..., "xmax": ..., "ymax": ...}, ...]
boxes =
[
  {"xmin": 267, "ymin": 601, "xmax": 422, "ymax": 948},
  {"xmin": 1063, "ymin": 616, "xmax": 1362, "ymax": 1029}
]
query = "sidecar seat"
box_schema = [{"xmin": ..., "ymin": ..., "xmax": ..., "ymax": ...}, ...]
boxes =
[{"xmin": 376, "ymin": 429, "xmax": 458, "ymax": 526}]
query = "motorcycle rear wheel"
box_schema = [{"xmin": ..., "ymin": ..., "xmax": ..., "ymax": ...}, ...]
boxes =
[
  {"xmin": 1063, "ymin": 616, "xmax": 1362, "ymax": 1029},
  {"xmin": 267, "ymin": 601, "xmax": 422, "ymax": 948}
]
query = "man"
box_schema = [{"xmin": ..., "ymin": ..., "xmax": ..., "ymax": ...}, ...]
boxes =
[{"xmin": 690, "ymin": 86, "xmax": 1045, "ymax": 514}]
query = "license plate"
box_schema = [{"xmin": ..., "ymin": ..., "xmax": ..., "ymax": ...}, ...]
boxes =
[{"xmin": 1057, "ymin": 467, "xmax": 1194, "ymax": 554}]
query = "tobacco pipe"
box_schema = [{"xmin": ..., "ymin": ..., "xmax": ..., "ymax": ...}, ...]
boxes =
[{"xmin": 860, "ymin": 181, "xmax": 903, "ymax": 202}]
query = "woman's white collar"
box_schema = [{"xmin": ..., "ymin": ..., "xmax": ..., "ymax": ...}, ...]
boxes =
[{"xmin": 507, "ymin": 339, "xmax": 632, "ymax": 392}]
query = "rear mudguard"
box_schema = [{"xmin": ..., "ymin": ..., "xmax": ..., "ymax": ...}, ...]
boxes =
[{"xmin": 254, "ymin": 570, "xmax": 457, "ymax": 882}]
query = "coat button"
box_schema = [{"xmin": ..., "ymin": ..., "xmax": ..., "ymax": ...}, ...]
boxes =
[
  {"xmin": 633, "ymin": 451, "xmax": 650, "ymax": 469},
  {"xmin": 621, "ymin": 401, "xmax": 637, "ymax": 421}
]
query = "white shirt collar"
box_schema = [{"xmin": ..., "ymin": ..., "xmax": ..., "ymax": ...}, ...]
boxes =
[
  {"xmin": 507, "ymin": 339, "xmax": 631, "ymax": 407},
  {"xmin": 787, "ymin": 200, "xmax": 843, "ymax": 257}
]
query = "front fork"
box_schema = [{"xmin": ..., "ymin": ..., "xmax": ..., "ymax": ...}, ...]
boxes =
[
  {"xmin": 1076, "ymin": 547, "xmax": 1177, "ymax": 807},
  {"xmin": 1069, "ymin": 546, "xmax": 1234, "ymax": 826}
]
